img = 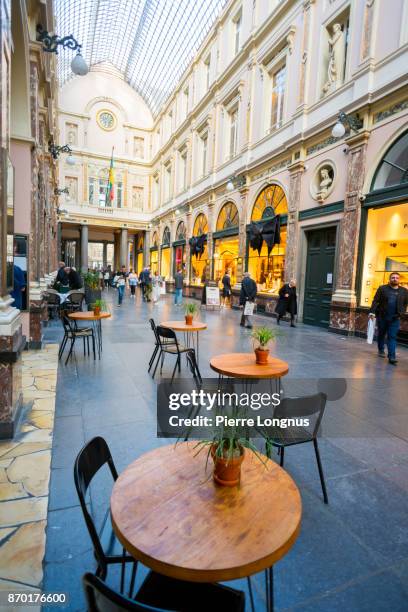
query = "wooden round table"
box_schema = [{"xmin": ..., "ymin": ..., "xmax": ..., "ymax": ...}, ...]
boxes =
[
  {"xmin": 69, "ymin": 311, "xmax": 111, "ymax": 359},
  {"xmin": 111, "ymin": 443, "xmax": 301, "ymax": 611},
  {"xmin": 160, "ymin": 320, "xmax": 207, "ymax": 361},
  {"xmin": 210, "ymin": 352, "xmax": 289, "ymax": 379}
]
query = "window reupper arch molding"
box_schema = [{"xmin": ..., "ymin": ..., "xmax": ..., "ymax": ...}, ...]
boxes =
[{"xmin": 250, "ymin": 183, "xmax": 288, "ymax": 222}]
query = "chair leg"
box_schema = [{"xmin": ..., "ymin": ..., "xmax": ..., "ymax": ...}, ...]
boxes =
[
  {"xmin": 83, "ymin": 337, "xmax": 86, "ymax": 356},
  {"xmin": 148, "ymin": 345, "xmax": 158, "ymax": 372},
  {"xmin": 279, "ymin": 446, "xmax": 285, "ymax": 467},
  {"xmin": 92, "ymin": 333, "xmax": 96, "ymax": 360},
  {"xmin": 160, "ymin": 352, "xmax": 165, "ymax": 374},
  {"xmin": 313, "ymin": 438, "xmax": 328, "ymax": 504},
  {"xmin": 152, "ymin": 349, "xmax": 162, "ymax": 378},
  {"xmin": 178, "ymin": 353, "xmax": 181, "ymax": 372},
  {"xmin": 65, "ymin": 337, "xmax": 76, "ymax": 365},
  {"xmin": 59, "ymin": 335, "xmax": 68, "ymax": 359},
  {"xmin": 87, "ymin": 335, "xmax": 90, "ymax": 356},
  {"xmin": 120, "ymin": 548, "xmax": 126, "ymax": 594},
  {"xmin": 171, "ymin": 357, "xmax": 178, "ymax": 383}
]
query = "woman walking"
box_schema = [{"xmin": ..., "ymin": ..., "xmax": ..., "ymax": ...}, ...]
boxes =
[
  {"xmin": 152, "ymin": 270, "xmax": 162, "ymax": 304},
  {"xmin": 114, "ymin": 270, "xmax": 126, "ymax": 307},
  {"xmin": 221, "ymin": 269, "xmax": 232, "ymax": 308},
  {"xmin": 275, "ymin": 279, "xmax": 297, "ymax": 327},
  {"xmin": 128, "ymin": 269, "xmax": 138, "ymax": 298}
]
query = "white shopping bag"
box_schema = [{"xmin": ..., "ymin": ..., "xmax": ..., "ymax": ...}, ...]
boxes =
[
  {"xmin": 367, "ymin": 317, "xmax": 375, "ymax": 344},
  {"xmin": 244, "ymin": 301, "xmax": 255, "ymax": 316}
]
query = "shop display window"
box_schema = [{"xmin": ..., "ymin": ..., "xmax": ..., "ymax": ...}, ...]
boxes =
[
  {"xmin": 150, "ymin": 249, "xmax": 159, "ymax": 274},
  {"xmin": 174, "ymin": 245, "xmax": 186, "ymax": 275},
  {"xmin": 248, "ymin": 228, "xmax": 286, "ymax": 294},
  {"xmin": 190, "ymin": 213, "xmax": 208, "ymax": 285},
  {"xmin": 213, "ymin": 236, "xmax": 239, "ymax": 286},
  {"xmin": 137, "ymin": 252, "xmax": 144, "ymax": 274},
  {"xmin": 360, "ymin": 203, "xmax": 408, "ymax": 306},
  {"xmin": 160, "ymin": 247, "xmax": 171, "ymax": 280}
]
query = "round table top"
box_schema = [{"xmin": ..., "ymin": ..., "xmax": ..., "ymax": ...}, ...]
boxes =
[
  {"xmin": 210, "ymin": 352, "xmax": 289, "ymax": 379},
  {"xmin": 161, "ymin": 320, "xmax": 207, "ymax": 332},
  {"xmin": 68, "ymin": 311, "xmax": 111, "ymax": 321},
  {"xmin": 111, "ymin": 443, "xmax": 301, "ymax": 583}
]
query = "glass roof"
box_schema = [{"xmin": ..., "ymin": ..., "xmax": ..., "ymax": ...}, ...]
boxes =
[{"xmin": 55, "ymin": 0, "xmax": 228, "ymax": 117}]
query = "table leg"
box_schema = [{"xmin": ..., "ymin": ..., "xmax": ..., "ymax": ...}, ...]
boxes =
[{"xmin": 265, "ymin": 566, "xmax": 274, "ymax": 612}]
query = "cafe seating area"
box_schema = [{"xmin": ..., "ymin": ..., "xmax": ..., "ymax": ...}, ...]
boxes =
[{"xmin": 33, "ymin": 291, "xmax": 408, "ymax": 611}]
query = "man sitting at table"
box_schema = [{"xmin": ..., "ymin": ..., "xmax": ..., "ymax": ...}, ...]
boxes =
[{"xmin": 66, "ymin": 266, "xmax": 83, "ymax": 290}]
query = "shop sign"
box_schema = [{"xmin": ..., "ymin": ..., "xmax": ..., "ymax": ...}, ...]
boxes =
[{"xmin": 206, "ymin": 286, "xmax": 220, "ymax": 306}]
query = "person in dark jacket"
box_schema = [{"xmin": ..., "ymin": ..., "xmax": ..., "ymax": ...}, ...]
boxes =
[
  {"xmin": 67, "ymin": 267, "xmax": 83, "ymax": 290},
  {"xmin": 239, "ymin": 272, "xmax": 257, "ymax": 328},
  {"xmin": 174, "ymin": 269, "xmax": 183, "ymax": 306},
  {"xmin": 275, "ymin": 279, "xmax": 297, "ymax": 327},
  {"xmin": 369, "ymin": 272, "xmax": 408, "ymax": 365},
  {"xmin": 56, "ymin": 261, "xmax": 69, "ymax": 286},
  {"xmin": 11, "ymin": 264, "xmax": 26, "ymax": 310},
  {"xmin": 221, "ymin": 269, "xmax": 232, "ymax": 308}
]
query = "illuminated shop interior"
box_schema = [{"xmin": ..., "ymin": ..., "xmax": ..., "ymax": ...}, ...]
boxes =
[
  {"xmin": 213, "ymin": 236, "xmax": 239, "ymax": 286},
  {"xmin": 190, "ymin": 213, "xmax": 208, "ymax": 285}
]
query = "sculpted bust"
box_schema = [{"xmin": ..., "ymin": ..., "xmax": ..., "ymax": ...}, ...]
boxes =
[{"xmin": 316, "ymin": 168, "xmax": 333, "ymax": 201}]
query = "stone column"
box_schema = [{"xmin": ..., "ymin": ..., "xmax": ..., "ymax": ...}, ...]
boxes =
[
  {"xmin": 206, "ymin": 202, "xmax": 214, "ymax": 281},
  {"xmin": 143, "ymin": 230, "xmax": 151, "ymax": 268},
  {"xmin": 80, "ymin": 224, "xmax": 89, "ymax": 271},
  {"xmin": 57, "ymin": 221, "xmax": 62, "ymax": 262},
  {"xmin": 120, "ymin": 228, "xmax": 128, "ymax": 269},
  {"xmin": 102, "ymin": 241, "xmax": 108, "ymax": 268},
  {"xmin": 330, "ymin": 131, "xmax": 370, "ymax": 333},
  {"xmin": 285, "ymin": 161, "xmax": 305, "ymax": 281},
  {"xmin": 185, "ymin": 210, "xmax": 192, "ymax": 284},
  {"xmin": 113, "ymin": 232, "xmax": 120, "ymax": 270},
  {"xmin": 132, "ymin": 235, "xmax": 137, "ymax": 271}
]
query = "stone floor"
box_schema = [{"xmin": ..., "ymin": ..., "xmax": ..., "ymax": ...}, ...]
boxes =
[
  {"xmin": 41, "ymin": 289, "xmax": 408, "ymax": 611},
  {"xmin": 0, "ymin": 344, "xmax": 58, "ymax": 606}
]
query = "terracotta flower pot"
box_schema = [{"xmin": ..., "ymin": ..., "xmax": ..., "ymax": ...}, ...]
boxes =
[
  {"xmin": 185, "ymin": 314, "xmax": 193, "ymax": 325},
  {"xmin": 94, "ymin": 306, "xmax": 101, "ymax": 316},
  {"xmin": 255, "ymin": 347, "xmax": 269, "ymax": 365},
  {"xmin": 211, "ymin": 444, "xmax": 245, "ymax": 487}
]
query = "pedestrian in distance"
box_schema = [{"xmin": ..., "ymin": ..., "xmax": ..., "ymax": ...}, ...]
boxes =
[
  {"xmin": 275, "ymin": 279, "xmax": 298, "ymax": 327},
  {"xmin": 239, "ymin": 271, "xmax": 257, "ymax": 329},
  {"xmin": 128, "ymin": 269, "xmax": 138, "ymax": 298},
  {"xmin": 174, "ymin": 268, "xmax": 183, "ymax": 306},
  {"xmin": 221, "ymin": 269, "xmax": 232, "ymax": 308},
  {"xmin": 369, "ymin": 272, "xmax": 408, "ymax": 365}
]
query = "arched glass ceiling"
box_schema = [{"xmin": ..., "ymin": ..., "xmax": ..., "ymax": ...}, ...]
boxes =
[{"xmin": 55, "ymin": 0, "xmax": 228, "ymax": 117}]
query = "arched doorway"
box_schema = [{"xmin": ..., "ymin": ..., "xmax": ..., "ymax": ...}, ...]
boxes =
[{"xmin": 213, "ymin": 202, "xmax": 239, "ymax": 286}]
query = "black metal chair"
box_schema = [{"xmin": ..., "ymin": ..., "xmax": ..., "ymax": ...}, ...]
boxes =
[
  {"xmin": 83, "ymin": 571, "xmax": 245, "ymax": 612},
  {"xmin": 153, "ymin": 326, "xmax": 190, "ymax": 383},
  {"xmin": 74, "ymin": 438, "xmax": 138, "ymax": 597},
  {"xmin": 44, "ymin": 290, "xmax": 61, "ymax": 320},
  {"xmin": 148, "ymin": 319, "xmax": 178, "ymax": 374},
  {"xmin": 186, "ymin": 349, "xmax": 202, "ymax": 386},
  {"xmin": 59, "ymin": 313, "xmax": 96, "ymax": 364},
  {"xmin": 264, "ymin": 392, "xmax": 328, "ymax": 503},
  {"xmin": 65, "ymin": 290, "xmax": 85, "ymax": 313}
]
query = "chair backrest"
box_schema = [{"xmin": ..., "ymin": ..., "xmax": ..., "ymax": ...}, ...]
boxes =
[
  {"xmin": 61, "ymin": 313, "xmax": 75, "ymax": 333},
  {"xmin": 83, "ymin": 573, "xmax": 173, "ymax": 612},
  {"xmin": 67, "ymin": 292, "xmax": 85, "ymax": 306},
  {"xmin": 186, "ymin": 349, "xmax": 202, "ymax": 387},
  {"xmin": 74, "ymin": 437, "xmax": 118, "ymax": 570},
  {"xmin": 273, "ymin": 392, "xmax": 327, "ymax": 438},
  {"xmin": 149, "ymin": 319, "xmax": 159, "ymax": 344},
  {"xmin": 156, "ymin": 326, "xmax": 178, "ymax": 349},
  {"xmin": 45, "ymin": 292, "xmax": 61, "ymax": 306}
]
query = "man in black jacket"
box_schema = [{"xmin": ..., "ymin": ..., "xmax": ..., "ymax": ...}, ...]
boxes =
[
  {"xmin": 239, "ymin": 272, "xmax": 257, "ymax": 328},
  {"xmin": 369, "ymin": 272, "xmax": 408, "ymax": 365}
]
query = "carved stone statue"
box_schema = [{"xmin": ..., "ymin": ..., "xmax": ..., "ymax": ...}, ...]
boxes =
[
  {"xmin": 316, "ymin": 168, "xmax": 333, "ymax": 201},
  {"xmin": 322, "ymin": 23, "xmax": 345, "ymax": 95}
]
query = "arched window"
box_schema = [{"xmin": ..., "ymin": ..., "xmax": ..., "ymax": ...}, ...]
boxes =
[
  {"xmin": 162, "ymin": 226, "xmax": 171, "ymax": 245},
  {"xmin": 192, "ymin": 213, "xmax": 208, "ymax": 236},
  {"xmin": 176, "ymin": 221, "xmax": 186, "ymax": 241},
  {"xmin": 251, "ymin": 184, "xmax": 288, "ymax": 221},
  {"xmin": 371, "ymin": 131, "xmax": 408, "ymax": 190},
  {"xmin": 216, "ymin": 202, "xmax": 239, "ymax": 231},
  {"xmin": 151, "ymin": 232, "xmax": 159, "ymax": 248}
]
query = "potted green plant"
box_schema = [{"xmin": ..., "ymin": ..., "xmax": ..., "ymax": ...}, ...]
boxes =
[
  {"xmin": 192, "ymin": 411, "xmax": 266, "ymax": 487},
  {"xmin": 83, "ymin": 270, "xmax": 101, "ymax": 308},
  {"xmin": 92, "ymin": 298, "xmax": 107, "ymax": 316},
  {"xmin": 251, "ymin": 326, "xmax": 276, "ymax": 365},
  {"xmin": 184, "ymin": 302, "xmax": 198, "ymax": 325}
]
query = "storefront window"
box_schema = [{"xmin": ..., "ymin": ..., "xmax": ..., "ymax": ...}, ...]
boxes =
[
  {"xmin": 216, "ymin": 202, "xmax": 239, "ymax": 231},
  {"xmin": 248, "ymin": 184, "xmax": 287, "ymax": 293},
  {"xmin": 161, "ymin": 247, "xmax": 171, "ymax": 279},
  {"xmin": 372, "ymin": 131, "xmax": 408, "ymax": 190},
  {"xmin": 360, "ymin": 203, "xmax": 408, "ymax": 305},
  {"xmin": 248, "ymin": 228, "xmax": 286, "ymax": 294},
  {"xmin": 173, "ymin": 245, "xmax": 186, "ymax": 275},
  {"xmin": 150, "ymin": 249, "xmax": 159, "ymax": 274},
  {"xmin": 136, "ymin": 234, "xmax": 144, "ymax": 273},
  {"xmin": 190, "ymin": 213, "xmax": 208, "ymax": 285},
  {"xmin": 214, "ymin": 236, "xmax": 239, "ymax": 286}
]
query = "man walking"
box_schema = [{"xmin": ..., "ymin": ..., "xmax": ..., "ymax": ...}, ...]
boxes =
[
  {"xmin": 174, "ymin": 268, "xmax": 183, "ymax": 306},
  {"xmin": 369, "ymin": 272, "xmax": 408, "ymax": 365},
  {"xmin": 239, "ymin": 271, "xmax": 257, "ymax": 328}
]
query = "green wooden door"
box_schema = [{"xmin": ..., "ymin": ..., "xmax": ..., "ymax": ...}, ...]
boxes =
[{"xmin": 303, "ymin": 227, "xmax": 337, "ymax": 327}]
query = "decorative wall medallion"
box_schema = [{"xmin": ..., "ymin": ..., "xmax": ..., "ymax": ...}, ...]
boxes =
[
  {"xmin": 96, "ymin": 110, "xmax": 116, "ymax": 131},
  {"xmin": 310, "ymin": 161, "xmax": 336, "ymax": 203}
]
